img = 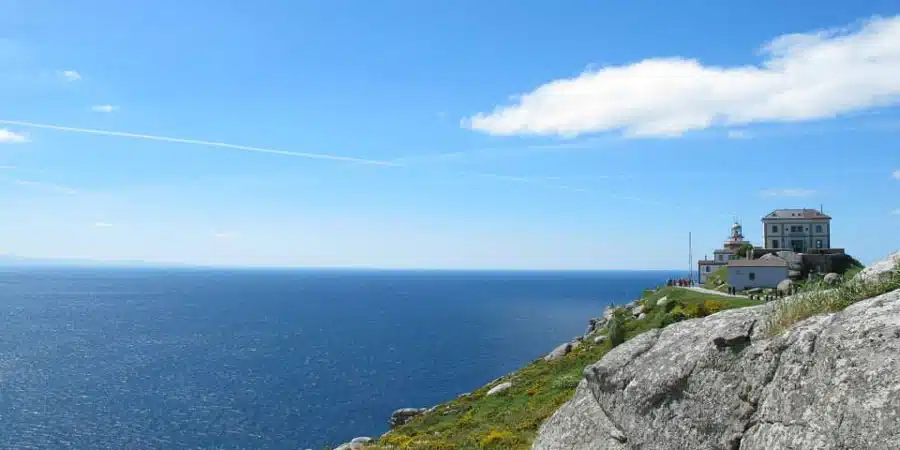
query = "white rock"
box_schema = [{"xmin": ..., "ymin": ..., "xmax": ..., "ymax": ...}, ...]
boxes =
[
  {"xmin": 855, "ymin": 251, "xmax": 899, "ymax": 284},
  {"xmin": 487, "ymin": 381, "xmax": 512, "ymax": 396},
  {"xmin": 544, "ymin": 342, "xmax": 572, "ymax": 362}
]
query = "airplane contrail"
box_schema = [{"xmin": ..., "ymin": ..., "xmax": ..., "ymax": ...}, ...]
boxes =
[{"xmin": 0, "ymin": 119, "xmax": 400, "ymax": 167}]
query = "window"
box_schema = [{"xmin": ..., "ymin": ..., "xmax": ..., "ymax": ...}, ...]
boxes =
[
  {"xmin": 771, "ymin": 240, "xmax": 779, "ymax": 248},
  {"xmin": 706, "ymin": 266, "xmax": 711, "ymax": 272},
  {"xmin": 816, "ymin": 239, "xmax": 823, "ymax": 249},
  {"xmin": 749, "ymin": 272, "xmax": 756, "ymax": 281},
  {"xmin": 816, "ymin": 225, "xmax": 823, "ymax": 233},
  {"xmin": 771, "ymin": 225, "xmax": 778, "ymax": 233}
]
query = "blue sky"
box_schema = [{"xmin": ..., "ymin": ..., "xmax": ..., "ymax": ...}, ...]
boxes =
[{"xmin": 1, "ymin": 0, "xmax": 899, "ymax": 269}]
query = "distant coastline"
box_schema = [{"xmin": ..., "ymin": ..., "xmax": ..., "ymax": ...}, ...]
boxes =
[{"xmin": 0, "ymin": 255, "xmax": 690, "ymax": 273}]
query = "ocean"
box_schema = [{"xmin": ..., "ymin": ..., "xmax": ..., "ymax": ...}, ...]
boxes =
[{"xmin": 0, "ymin": 267, "xmax": 676, "ymax": 449}]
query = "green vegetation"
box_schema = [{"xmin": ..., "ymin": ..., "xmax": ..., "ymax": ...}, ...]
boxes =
[
  {"xmin": 704, "ymin": 266, "xmax": 728, "ymax": 290},
  {"xmin": 765, "ymin": 265, "xmax": 900, "ymax": 336},
  {"xmin": 735, "ymin": 243, "xmax": 754, "ymax": 258},
  {"xmin": 606, "ymin": 309, "xmax": 627, "ymax": 347},
  {"xmin": 359, "ymin": 287, "xmax": 762, "ymax": 450}
]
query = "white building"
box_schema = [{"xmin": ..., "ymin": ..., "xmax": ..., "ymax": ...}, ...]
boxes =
[
  {"xmin": 698, "ymin": 222, "xmax": 749, "ymax": 283},
  {"xmin": 762, "ymin": 208, "xmax": 831, "ymax": 252},
  {"xmin": 727, "ymin": 259, "xmax": 789, "ymax": 290}
]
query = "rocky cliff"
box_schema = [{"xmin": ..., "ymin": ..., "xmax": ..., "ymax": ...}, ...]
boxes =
[{"xmin": 534, "ymin": 284, "xmax": 900, "ymax": 449}]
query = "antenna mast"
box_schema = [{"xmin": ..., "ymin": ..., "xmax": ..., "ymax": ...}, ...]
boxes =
[{"xmin": 688, "ymin": 232, "xmax": 693, "ymax": 284}]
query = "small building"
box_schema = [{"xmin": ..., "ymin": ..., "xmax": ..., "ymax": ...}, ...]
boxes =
[
  {"xmin": 727, "ymin": 259, "xmax": 789, "ymax": 290},
  {"xmin": 762, "ymin": 208, "xmax": 831, "ymax": 253}
]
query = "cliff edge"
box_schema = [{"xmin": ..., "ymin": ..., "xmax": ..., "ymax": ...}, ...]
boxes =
[{"xmin": 534, "ymin": 284, "xmax": 900, "ymax": 449}]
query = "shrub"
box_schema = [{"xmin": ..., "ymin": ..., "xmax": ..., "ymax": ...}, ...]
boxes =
[
  {"xmin": 683, "ymin": 302, "xmax": 709, "ymax": 318},
  {"xmin": 550, "ymin": 374, "xmax": 581, "ymax": 391},
  {"xmin": 606, "ymin": 312, "xmax": 626, "ymax": 348},
  {"xmin": 458, "ymin": 409, "xmax": 475, "ymax": 427},
  {"xmin": 479, "ymin": 429, "xmax": 517, "ymax": 448},
  {"xmin": 380, "ymin": 433, "xmax": 415, "ymax": 448},
  {"xmin": 660, "ymin": 309, "xmax": 688, "ymax": 327},
  {"xmin": 703, "ymin": 299, "xmax": 727, "ymax": 315}
]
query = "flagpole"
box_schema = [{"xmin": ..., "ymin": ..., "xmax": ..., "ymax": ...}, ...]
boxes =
[{"xmin": 688, "ymin": 232, "xmax": 693, "ymax": 284}]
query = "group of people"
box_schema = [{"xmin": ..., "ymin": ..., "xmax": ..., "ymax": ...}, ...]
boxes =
[{"xmin": 666, "ymin": 278, "xmax": 695, "ymax": 287}]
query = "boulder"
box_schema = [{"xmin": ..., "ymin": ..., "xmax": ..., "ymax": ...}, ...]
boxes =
[
  {"xmin": 593, "ymin": 335, "xmax": 607, "ymax": 345},
  {"xmin": 544, "ymin": 342, "xmax": 572, "ymax": 362},
  {"xmin": 336, "ymin": 438, "xmax": 370, "ymax": 450},
  {"xmin": 855, "ymin": 251, "xmax": 899, "ymax": 284},
  {"xmin": 533, "ymin": 287, "xmax": 900, "ymax": 450},
  {"xmin": 585, "ymin": 318, "xmax": 601, "ymax": 336},
  {"xmin": 823, "ymin": 272, "xmax": 841, "ymax": 286},
  {"xmin": 777, "ymin": 279, "xmax": 793, "ymax": 293},
  {"xmin": 637, "ymin": 313, "xmax": 647, "ymax": 320},
  {"xmin": 570, "ymin": 341, "xmax": 582, "ymax": 351},
  {"xmin": 486, "ymin": 381, "xmax": 512, "ymax": 396},
  {"xmin": 389, "ymin": 408, "xmax": 427, "ymax": 429},
  {"xmin": 656, "ymin": 296, "xmax": 669, "ymax": 307}
]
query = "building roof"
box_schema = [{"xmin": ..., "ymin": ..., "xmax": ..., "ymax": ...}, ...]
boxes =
[
  {"xmin": 727, "ymin": 259, "xmax": 789, "ymax": 268},
  {"xmin": 762, "ymin": 209, "xmax": 831, "ymax": 220},
  {"xmin": 698, "ymin": 260, "xmax": 727, "ymax": 265}
]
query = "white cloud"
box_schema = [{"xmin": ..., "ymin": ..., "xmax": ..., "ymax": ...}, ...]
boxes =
[
  {"xmin": 93, "ymin": 222, "xmax": 114, "ymax": 228},
  {"xmin": 91, "ymin": 104, "xmax": 118, "ymax": 113},
  {"xmin": 727, "ymin": 130, "xmax": 751, "ymax": 139},
  {"xmin": 892, "ymin": 169, "xmax": 900, "ymax": 179},
  {"xmin": 0, "ymin": 129, "xmax": 29, "ymax": 144},
  {"xmin": 8, "ymin": 179, "xmax": 78, "ymax": 195},
  {"xmin": 60, "ymin": 69, "xmax": 82, "ymax": 81},
  {"xmin": 466, "ymin": 16, "xmax": 900, "ymax": 138},
  {"xmin": 213, "ymin": 231, "xmax": 240, "ymax": 239},
  {"xmin": 761, "ymin": 188, "xmax": 817, "ymax": 197}
]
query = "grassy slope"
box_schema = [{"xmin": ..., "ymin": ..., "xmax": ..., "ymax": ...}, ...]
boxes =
[
  {"xmin": 765, "ymin": 264, "xmax": 900, "ymax": 335},
  {"xmin": 703, "ymin": 266, "xmax": 729, "ymax": 291},
  {"xmin": 354, "ymin": 287, "xmax": 762, "ymax": 450}
]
